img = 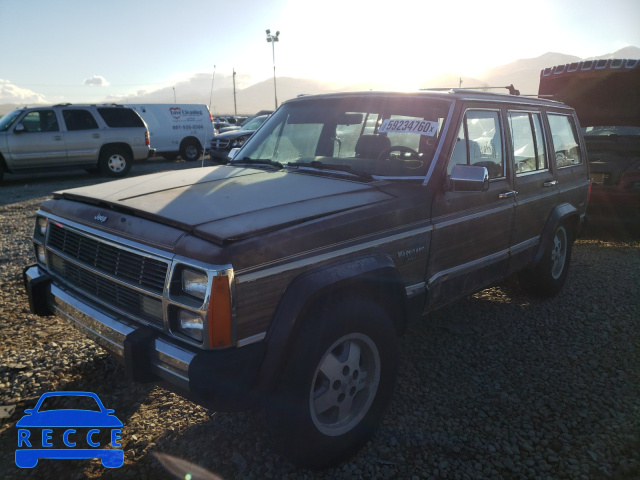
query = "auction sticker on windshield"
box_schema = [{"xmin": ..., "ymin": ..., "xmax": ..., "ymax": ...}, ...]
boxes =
[
  {"xmin": 15, "ymin": 391, "xmax": 124, "ymax": 469},
  {"xmin": 378, "ymin": 119, "xmax": 438, "ymax": 135}
]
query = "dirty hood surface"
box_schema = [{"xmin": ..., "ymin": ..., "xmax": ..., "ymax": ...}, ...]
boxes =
[{"xmin": 56, "ymin": 166, "xmax": 392, "ymax": 244}]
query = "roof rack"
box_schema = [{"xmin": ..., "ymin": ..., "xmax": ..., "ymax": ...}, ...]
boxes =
[{"xmin": 420, "ymin": 84, "xmax": 521, "ymax": 95}]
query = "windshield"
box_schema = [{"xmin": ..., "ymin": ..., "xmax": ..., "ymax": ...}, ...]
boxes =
[
  {"xmin": 0, "ymin": 109, "xmax": 23, "ymax": 132},
  {"xmin": 241, "ymin": 115, "xmax": 268, "ymax": 131},
  {"xmin": 234, "ymin": 95, "xmax": 452, "ymax": 178}
]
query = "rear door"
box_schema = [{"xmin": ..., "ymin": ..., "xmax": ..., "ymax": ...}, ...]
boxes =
[
  {"xmin": 61, "ymin": 108, "xmax": 103, "ymax": 165},
  {"xmin": 427, "ymin": 108, "xmax": 515, "ymax": 309},
  {"xmin": 506, "ymin": 109, "xmax": 559, "ymax": 272},
  {"xmin": 6, "ymin": 109, "xmax": 68, "ymax": 169}
]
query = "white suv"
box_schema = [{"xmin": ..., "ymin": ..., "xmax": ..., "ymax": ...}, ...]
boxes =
[{"xmin": 0, "ymin": 104, "xmax": 155, "ymax": 181}]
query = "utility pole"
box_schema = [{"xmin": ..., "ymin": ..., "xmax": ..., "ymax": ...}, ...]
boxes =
[{"xmin": 209, "ymin": 65, "xmax": 216, "ymax": 113}]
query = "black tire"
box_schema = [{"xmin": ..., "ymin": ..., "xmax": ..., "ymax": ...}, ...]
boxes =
[
  {"xmin": 0, "ymin": 161, "xmax": 4, "ymax": 182},
  {"xmin": 518, "ymin": 223, "xmax": 572, "ymax": 297},
  {"xmin": 263, "ymin": 298, "xmax": 399, "ymax": 469},
  {"xmin": 180, "ymin": 139, "xmax": 202, "ymax": 162},
  {"xmin": 99, "ymin": 147, "xmax": 132, "ymax": 177}
]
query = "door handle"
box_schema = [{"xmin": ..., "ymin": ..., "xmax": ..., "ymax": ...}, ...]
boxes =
[
  {"xmin": 543, "ymin": 180, "xmax": 558, "ymax": 187},
  {"xmin": 499, "ymin": 190, "xmax": 518, "ymax": 199},
  {"xmin": 54, "ymin": 135, "xmax": 62, "ymax": 140},
  {"xmin": 92, "ymin": 133, "xmax": 100, "ymax": 138}
]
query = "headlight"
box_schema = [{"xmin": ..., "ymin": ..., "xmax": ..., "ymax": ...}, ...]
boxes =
[
  {"xmin": 36, "ymin": 216, "xmax": 48, "ymax": 238},
  {"xmin": 178, "ymin": 310, "xmax": 204, "ymax": 342},
  {"xmin": 182, "ymin": 268, "xmax": 208, "ymax": 300},
  {"xmin": 36, "ymin": 245, "xmax": 46, "ymax": 264},
  {"xmin": 231, "ymin": 136, "xmax": 248, "ymax": 148}
]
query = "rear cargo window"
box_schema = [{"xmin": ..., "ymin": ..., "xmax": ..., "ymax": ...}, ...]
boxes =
[
  {"xmin": 97, "ymin": 107, "xmax": 145, "ymax": 128},
  {"xmin": 548, "ymin": 114, "xmax": 582, "ymax": 167}
]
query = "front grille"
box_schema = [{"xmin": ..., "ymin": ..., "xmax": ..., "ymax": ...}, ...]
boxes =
[
  {"xmin": 48, "ymin": 223, "xmax": 168, "ymax": 294},
  {"xmin": 212, "ymin": 139, "xmax": 230, "ymax": 149},
  {"xmin": 46, "ymin": 223, "xmax": 169, "ymax": 327}
]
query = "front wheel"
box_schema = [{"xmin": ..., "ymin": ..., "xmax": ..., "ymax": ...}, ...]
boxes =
[
  {"xmin": 180, "ymin": 139, "xmax": 202, "ymax": 162},
  {"xmin": 99, "ymin": 148, "xmax": 132, "ymax": 177},
  {"xmin": 264, "ymin": 299, "xmax": 398, "ymax": 469},
  {"xmin": 518, "ymin": 223, "xmax": 572, "ymax": 297}
]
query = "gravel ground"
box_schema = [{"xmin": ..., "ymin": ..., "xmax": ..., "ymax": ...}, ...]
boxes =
[{"xmin": 0, "ymin": 159, "xmax": 638, "ymax": 480}]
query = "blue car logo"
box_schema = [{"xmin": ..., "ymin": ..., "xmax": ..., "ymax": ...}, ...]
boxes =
[{"xmin": 15, "ymin": 391, "xmax": 124, "ymax": 468}]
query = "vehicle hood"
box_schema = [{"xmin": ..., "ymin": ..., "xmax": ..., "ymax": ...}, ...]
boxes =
[
  {"xmin": 55, "ymin": 166, "xmax": 393, "ymax": 244},
  {"xmin": 213, "ymin": 128, "xmax": 255, "ymax": 140},
  {"xmin": 539, "ymin": 59, "xmax": 640, "ymax": 127}
]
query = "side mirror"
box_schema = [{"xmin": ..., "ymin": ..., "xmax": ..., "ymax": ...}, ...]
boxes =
[
  {"xmin": 449, "ymin": 164, "xmax": 490, "ymax": 192},
  {"xmin": 228, "ymin": 148, "xmax": 240, "ymax": 160},
  {"xmin": 14, "ymin": 123, "xmax": 25, "ymax": 133}
]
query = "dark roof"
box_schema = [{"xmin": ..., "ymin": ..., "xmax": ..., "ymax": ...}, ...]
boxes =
[{"xmin": 538, "ymin": 59, "xmax": 640, "ymax": 127}]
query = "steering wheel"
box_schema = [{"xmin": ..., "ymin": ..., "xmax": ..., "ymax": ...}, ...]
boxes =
[{"xmin": 376, "ymin": 145, "xmax": 420, "ymax": 162}]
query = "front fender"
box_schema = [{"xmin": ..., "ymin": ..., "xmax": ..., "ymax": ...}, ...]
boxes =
[{"xmin": 256, "ymin": 254, "xmax": 406, "ymax": 392}]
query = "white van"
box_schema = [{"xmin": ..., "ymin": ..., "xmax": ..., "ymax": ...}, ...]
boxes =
[{"xmin": 126, "ymin": 104, "xmax": 214, "ymax": 161}]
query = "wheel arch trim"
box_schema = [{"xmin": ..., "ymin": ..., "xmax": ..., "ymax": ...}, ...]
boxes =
[{"xmin": 533, "ymin": 203, "xmax": 580, "ymax": 266}]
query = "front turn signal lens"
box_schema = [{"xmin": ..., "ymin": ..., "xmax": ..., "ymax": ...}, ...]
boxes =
[{"xmin": 208, "ymin": 276, "xmax": 232, "ymax": 348}]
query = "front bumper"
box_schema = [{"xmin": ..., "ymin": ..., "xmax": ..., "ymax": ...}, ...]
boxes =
[{"xmin": 23, "ymin": 265, "xmax": 265, "ymax": 409}]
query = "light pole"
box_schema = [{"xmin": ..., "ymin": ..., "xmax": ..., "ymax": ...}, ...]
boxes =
[
  {"xmin": 233, "ymin": 68, "xmax": 237, "ymax": 115},
  {"xmin": 266, "ymin": 29, "xmax": 280, "ymax": 109}
]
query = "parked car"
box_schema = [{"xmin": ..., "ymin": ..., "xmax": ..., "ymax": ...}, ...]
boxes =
[
  {"xmin": 217, "ymin": 110, "xmax": 274, "ymax": 134},
  {"xmin": 24, "ymin": 90, "xmax": 589, "ymax": 469},
  {"xmin": 0, "ymin": 104, "xmax": 155, "ymax": 181},
  {"xmin": 539, "ymin": 58, "xmax": 640, "ymax": 226},
  {"xmin": 209, "ymin": 115, "xmax": 269, "ymax": 161},
  {"xmin": 126, "ymin": 104, "xmax": 214, "ymax": 161}
]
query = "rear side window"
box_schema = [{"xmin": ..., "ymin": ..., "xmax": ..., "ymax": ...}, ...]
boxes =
[
  {"xmin": 97, "ymin": 107, "xmax": 145, "ymax": 128},
  {"xmin": 548, "ymin": 113, "xmax": 582, "ymax": 167},
  {"xmin": 508, "ymin": 111, "xmax": 547, "ymax": 174},
  {"xmin": 62, "ymin": 109, "xmax": 99, "ymax": 131}
]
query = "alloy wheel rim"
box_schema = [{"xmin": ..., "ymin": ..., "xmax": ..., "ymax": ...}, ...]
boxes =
[{"xmin": 310, "ymin": 332, "xmax": 380, "ymax": 436}]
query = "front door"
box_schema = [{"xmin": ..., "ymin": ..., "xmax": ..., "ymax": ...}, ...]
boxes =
[
  {"xmin": 7, "ymin": 109, "xmax": 68, "ymax": 169},
  {"xmin": 426, "ymin": 108, "xmax": 515, "ymax": 309}
]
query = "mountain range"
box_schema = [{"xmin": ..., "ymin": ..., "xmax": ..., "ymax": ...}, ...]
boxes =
[{"xmin": 1, "ymin": 46, "xmax": 638, "ymax": 116}]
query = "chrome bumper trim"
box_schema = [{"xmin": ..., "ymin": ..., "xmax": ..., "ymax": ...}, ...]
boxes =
[{"xmin": 24, "ymin": 265, "xmax": 195, "ymax": 391}]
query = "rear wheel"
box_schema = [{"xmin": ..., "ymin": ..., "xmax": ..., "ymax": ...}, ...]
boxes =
[
  {"xmin": 99, "ymin": 148, "xmax": 132, "ymax": 177},
  {"xmin": 180, "ymin": 139, "xmax": 202, "ymax": 161},
  {"xmin": 264, "ymin": 298, "xmax": 398, "ymax": 469},
  {"xmin": 518, "ymin": 223, "xmax": 572, "ymax": 297}
]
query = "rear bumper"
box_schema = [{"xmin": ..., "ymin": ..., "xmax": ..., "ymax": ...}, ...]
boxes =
[{"xmin": 23, "ymin": 265, "xmax": 264, "ymax": 410}]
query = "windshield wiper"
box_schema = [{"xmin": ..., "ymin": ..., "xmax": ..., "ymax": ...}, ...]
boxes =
[
  {"xmin": 288, "ymin": 160, "xmax": 373, "ymax": 180},
  {"xmin": 232, "ymin": 157, "xmax": 283, "ymax": 169}
]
